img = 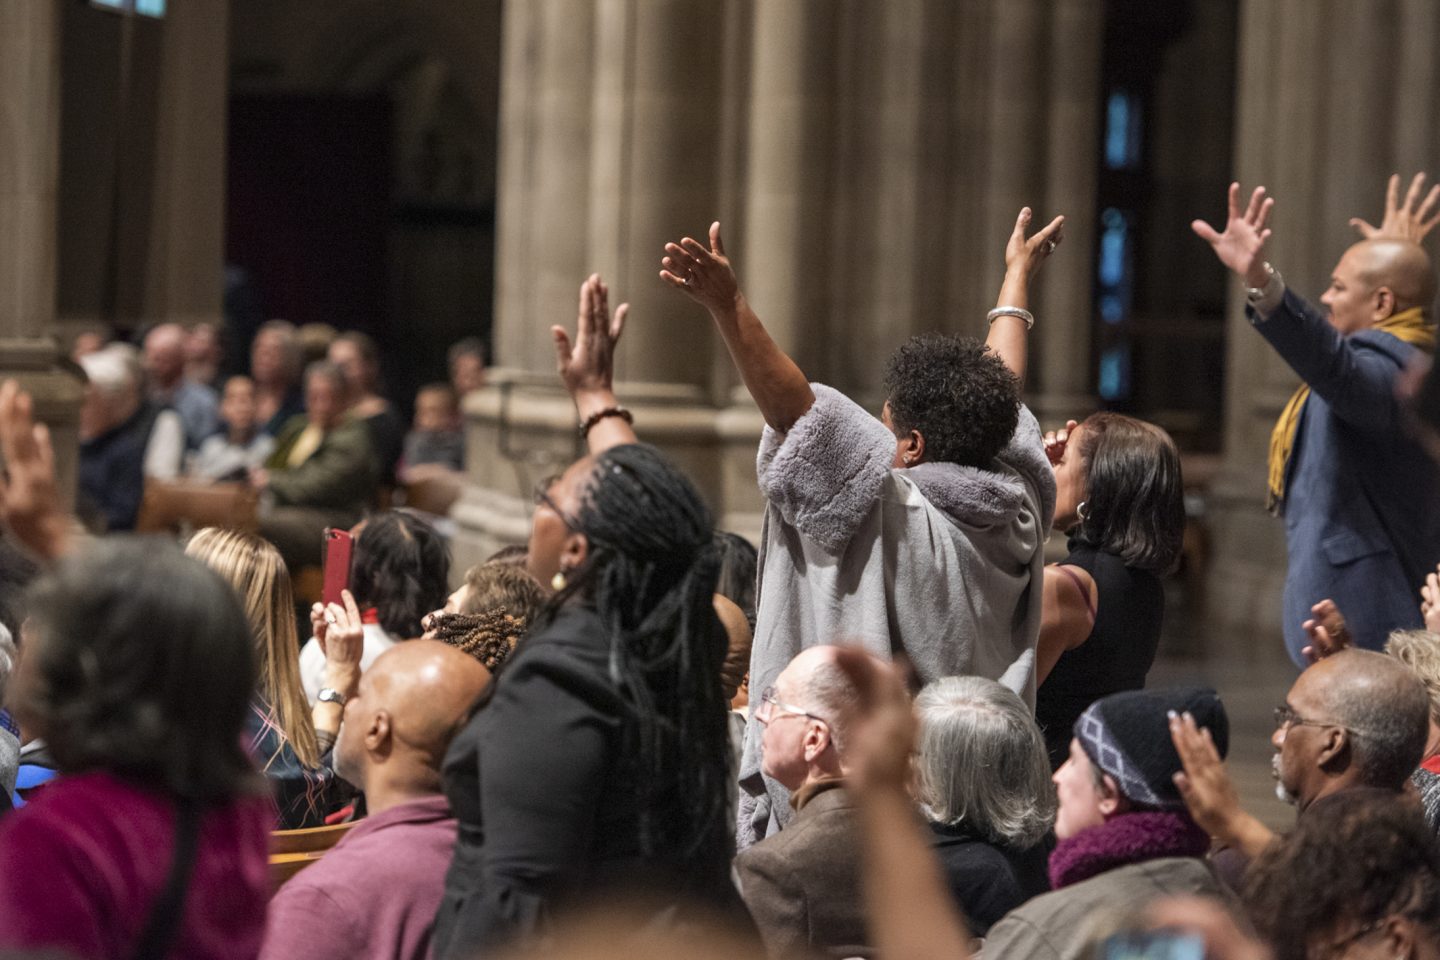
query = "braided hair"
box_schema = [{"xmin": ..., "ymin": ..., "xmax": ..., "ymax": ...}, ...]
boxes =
[
  {"xmin": 431, "ymin": 609, "xmax": 526, "ymax": 672},
  {"xmin": 556, "ymin": 443, "xmax": 729, "ymax": 863}
]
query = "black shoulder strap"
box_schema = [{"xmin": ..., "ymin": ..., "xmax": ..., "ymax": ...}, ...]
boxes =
[{"xmin": 131, "ymin": 799, "xmax": 202, "ymax": 960}]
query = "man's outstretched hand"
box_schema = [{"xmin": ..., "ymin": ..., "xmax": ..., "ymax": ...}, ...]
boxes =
[
  {"xmin": 1350, "ymin": 172, "xmax": 1440, "ymax": 243},
  {"xmin": 660, "ymin": 222, "xmax": 741, "ymax": 316},
  {"xmin": 1192, "ymin": 182, "xmax": 1274, "ymax": 289}
]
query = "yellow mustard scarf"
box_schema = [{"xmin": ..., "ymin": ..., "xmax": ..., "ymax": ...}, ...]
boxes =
[{"xmin": 1267, "ymin": 306, "xmax": 1435, "ymax": 509}]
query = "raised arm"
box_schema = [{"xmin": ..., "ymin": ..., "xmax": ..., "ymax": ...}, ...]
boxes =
[
  {"xmin": 988, "ymin": 207, "xmax": 1065, "ymax": 386},
  {"xmin": 1350, "ymin": 172, "xmax": 1440, "ymax": 243},
  {"xmin": 552, "ymin": 274, "xmax": 637, "ymax": 454},
  {"xmin": 661, "ymin": 223, "xmax": 814, "ymax": 433},
  {"xmin": 1192, "ymin": 182, "xmax": 1275, "ymax": 292},
  {"xmin": 0, "ymin": 380, "xmax": 72, "ymax": 561}
]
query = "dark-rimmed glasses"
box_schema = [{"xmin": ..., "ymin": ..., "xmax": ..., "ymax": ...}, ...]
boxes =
[
  {"xmin": 1274, "ymin": 704, "xmax": 1346, "ymax": 734},
  {"xmin": 532, "ymin": 475, "xmax": 577, "ymax": 528}
]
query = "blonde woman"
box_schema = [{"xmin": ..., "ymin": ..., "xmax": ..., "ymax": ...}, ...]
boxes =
[{"xmin": 186, "ymin": 528, "xmax": 361, "ymax": 828}]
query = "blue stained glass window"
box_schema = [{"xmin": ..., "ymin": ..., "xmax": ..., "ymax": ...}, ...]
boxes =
[
  {"xmin": 1098, "ymin": 208, "xmax": 1129, "ymax": 288},
  {"xmin": 1105, "ymin": 91, "xmax": 1140, "ymax": 170},
  {"xmin": 1100, "ymin": 294, "xmax": 1125, "ymax": 325},
  {"xmin": 1098, "ymin": 345, "xmax": 1131, "ymax": 401},
  {"xmin": 135, "ymin": 0, "xmax": 166, "ymax": 16}
]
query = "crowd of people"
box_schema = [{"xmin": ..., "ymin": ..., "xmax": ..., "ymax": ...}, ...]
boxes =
[{"xmin": 0, "ymin": 172, "xmax": 1439, "ymax": 960}]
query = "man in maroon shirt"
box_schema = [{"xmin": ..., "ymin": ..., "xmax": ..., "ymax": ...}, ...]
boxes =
[{"xmin": 262, "ymin": 640, "xmax": 491, "ymax": 960}]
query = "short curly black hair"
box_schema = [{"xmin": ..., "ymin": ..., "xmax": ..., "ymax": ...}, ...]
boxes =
[
  {"xmin": 1244, "ymin": 789, "xmax": 1440, "ymax": 960},
  {"xmin": 883, "ymin": 335, "xmax": 1020, "ymax": 467}
]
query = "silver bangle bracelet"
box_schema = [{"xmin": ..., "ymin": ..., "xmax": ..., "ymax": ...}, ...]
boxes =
[{"xmin": 987, "ymin": 306, "xmax": 1035, "ymax": 330}]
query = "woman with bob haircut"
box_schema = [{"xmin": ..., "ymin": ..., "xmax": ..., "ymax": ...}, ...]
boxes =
[
  {"xmin": 434, "ymin": 275, "xmax": 740, "ymax": 957},
  {"xmin": 0, "ymin": 539, "xmax": 271, "ymax": 959},
  {"xmin": 298, "ymin": 508, "xmax": 450, "ymax": 702},
  {"xmin": 915, "ymin": 676, "xmax": 1055, "ymax": 935},
  {"xmin": 1036, "ymin": 412, "xmax": 1186, "ymax": 767},
  {"xmin": 186, "ymin": 527, "xmax": 358, "ymax": 827}
]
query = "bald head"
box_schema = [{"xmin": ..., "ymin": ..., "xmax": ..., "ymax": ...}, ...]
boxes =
[
  {"xmin": 1304, "ymin": 648, "xmax": 1429, "ymax": 790},
  {"xmin": 776, "ymin": 645, "xmax": 859, "ymax": 754},
  {"xmin": 143, "ymin": 323, "xmax": 187, "ymax": 389},
  {"xmin": 335, "ymin": 639, "xmax": 491, "ymax": 801},
  {"xmin": 1347, "ymin": 239, "xmax": 1438, "ymax": 313}
]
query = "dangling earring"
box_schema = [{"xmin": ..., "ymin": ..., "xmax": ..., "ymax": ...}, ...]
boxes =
[
  {"xmin": 551, "ymin": 570, "xmax": 567, "ymax": 592},
  {"xmin": 1076, "ymin": 501, "xmax": 1088, "ymax": 522}
]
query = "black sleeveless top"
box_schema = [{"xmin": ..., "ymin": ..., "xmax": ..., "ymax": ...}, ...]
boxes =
[{"xmin": 1035, "ymin": 537, "xmax": 1164, "ymax": 768}]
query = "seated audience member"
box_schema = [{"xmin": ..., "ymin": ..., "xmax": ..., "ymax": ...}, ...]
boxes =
[
  {"xmin": 299, "ymin": 321, "xmax": 340, "ymax": 367},
  {"xmin": 69, "ymin": 326, "xmax": 110, "ymax": 363},
  {"xmin": 185, "ymin": 321, "xmax": 223, "ymax": 389},
  {"xmin": 1244, "ymin": 789, "xmax": 1440, "ymax": 960},
  {"xmin": 983, "ymin": 687, "xmax": 1229, "ymax": 960},
  {"xmin": 76, "ymin": 344, "xmax": 185, "ymax": 530},
  {"xmin": 0, "ymin": 541, "xmax": 270, "ymax": 959},
  {"xmin": 448, "ymin": 336, "xmax": 487, "ymax": 397},
  {"xmin": 424, "ymin": 561, "xmax": 547, "ymax": 672},
  {"xmin": 1036, "ymin": 414, "xmax": 1185, "ymax": 768},
  {"xmin": 143, "ymin": 322, "xmax": 221, "ymax": 450},
  {"xmin": 262, "ymin": 641, "xmax": 492, "ymax": 960},
  {"xmin": 1169, "ymin": 648, "xmax": 1430, "ymax": 876},
  {"xmin": 186, "ymin": 528, "xmax": 357, "ymax": 828},
  {"xmin": 433, "ymin": 276, "xmax": 739, "ymax": 958},
  {"xmin": 250, "ymin": 319, "xmax": 306, "ymax": 437},
  {"xmin": 1384, "ymin": 629, "xmax": 1440, "ymax": 832},
  {"xmin": 660, "ymin": 212, "xmax": 1064, "ymax": 844},
  {"xmin": 188, "ymin": 375, "xmax": 275, "ymax": 481},
  {"xmin": 298, "ymin": 510, "xmax": 450, "ymax": 702},
  {"xmin": 255, "ymin": 361, "xmax": 378, "ymax": 571},
  {"xmin": 402, "ymin": 382, "xmax": 465, "ymax": 474},
  {"xmin": 915, "ymin": 677, "xmax": 1054, "ymax": 935},
  {"xmin": 330, "ymin": 331, "xmax": 405, "ymax": 487},
  {"xmin": 429, "ymin": 610, "xmax": 525, "ymax": 673},
  {"xmin": 734, "ymin": 646, "xmax": 868, "ymax": 959},
  {"xmin": 0, "ymin": 625, "xmax": 16, "ymax": 813}
]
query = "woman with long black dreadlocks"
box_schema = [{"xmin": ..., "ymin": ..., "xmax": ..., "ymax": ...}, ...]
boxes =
[{"xmin": 433, "ymin": 275, "xmax": 743, "ymax": 958}]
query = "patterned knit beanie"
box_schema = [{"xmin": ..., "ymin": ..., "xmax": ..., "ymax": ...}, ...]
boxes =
[{"xmin": 1075, "ymin": 687, "xmax": 1229, "ymax": 811}]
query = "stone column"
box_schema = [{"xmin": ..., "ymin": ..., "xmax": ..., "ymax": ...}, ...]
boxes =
[
  {"xmin": 142, "ymin": 0, "xmax": 231, "ymax": 328},
  {"xmin": 0, "ymin": 0, "xmax": 83, "ymax": 501},
  {"xmin": 1205, "ymin": 0, "xmax": 1440, "ymax": 662}
]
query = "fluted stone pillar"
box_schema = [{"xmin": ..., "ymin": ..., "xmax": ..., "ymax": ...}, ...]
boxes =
[
  {"xmin": 0, "ymin": 0, "xmax": 82, "ymax": 501},
  {"xmin": 456, "ymin": 0, "xmax": 1105, "ymax": 569},
  {"xmin": 1205, "ymin": 0, "xmax": 1440, "ymax": 662}
]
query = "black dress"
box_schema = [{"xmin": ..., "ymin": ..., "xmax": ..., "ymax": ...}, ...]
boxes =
[
  {"xmin": 929, "ymin": 821, "xmax": 1051, "ymax": 935},
  {"xmin": 433, "ymin": 603, "xmax": 736, "ymax": 958},
  {"xmin": 1035, "ymin": 537, "xmax": 1164, "ymax": 768}
]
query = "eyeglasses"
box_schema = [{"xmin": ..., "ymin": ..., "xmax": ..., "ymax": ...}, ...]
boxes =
[
  {"xmin": 1274, "ymin": 703, "xmax": 1358, "ymax": 734},
  {"xmin": 532, "ymin": 475, "xmax": 577, "ymax": 529},
  {"xmin": 755, "ymin": 685, "xmax": 828, "ymax": 726}
]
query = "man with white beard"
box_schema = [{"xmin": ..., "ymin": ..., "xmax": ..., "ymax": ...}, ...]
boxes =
[{"xmin": 1168, "ymin": 648, "xmax": 1430, "ymax": 888}]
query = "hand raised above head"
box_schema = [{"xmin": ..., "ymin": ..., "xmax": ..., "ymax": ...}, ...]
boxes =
[
  {"xmin": 831, "ymin": 648, "xmax": 917, "ymax": 793},
  {"xmin": 0, "ymin": 380, "xmax": 68, "ymax": 560},
  {"xmin": 1192, "ymin": 182, "xmax": 1274, "ymax": 289},
  {"xmin": 1005, "ymin": 207, "xmax": 1065, "ymax": 279},
  {"xmin": 1169, "ymin": 710, "xmax": 1243, "ymax": 840},
  {"xmin": 1043, "ymin": 419, "xmax": 1080, "ymax": 467},
  {"xmin": 1300, "ymin": 598, "xmax": 1350, "ymax": 663},
  {"xmin": 1350, "ymin": 172, "xmax": 1440, "ymax": 243},
  {"xmin": 660, "ymin": 222, "xmax": 740, "ymax": 315},
  {"xmin": 552, "ymin": 273, "xmax": 628, "ymax": 400}
]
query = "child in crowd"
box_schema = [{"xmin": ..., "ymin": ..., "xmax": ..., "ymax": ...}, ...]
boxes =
[
  {"xmin": 402, "ymin": 383, "xmax": 465, "ymax": 474},
  {"xmin": 188, "ymin": 376, "xmax": 275, "ymax": 481}
]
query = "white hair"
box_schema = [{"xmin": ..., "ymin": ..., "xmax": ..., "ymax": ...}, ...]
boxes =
[
  {"xmin": 79, "ymin": 344, "xmax": 141, "ymax": 400},
  {"xmin": 915, "ymin": 676, "xmax": 1056, "ymax": 848},
  {"xmin": 0, "ymin": 622, "xmax": 15, "ymax": 697}
]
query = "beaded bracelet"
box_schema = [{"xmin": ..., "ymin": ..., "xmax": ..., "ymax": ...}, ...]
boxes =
[{"xmin": 580, "ymin": 405, "xmax": 634, "ymax": 438}]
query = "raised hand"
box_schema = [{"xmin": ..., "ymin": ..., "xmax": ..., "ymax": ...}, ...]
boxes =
[
  {"xmin": 1043, "ymin": 419, "xmax": 1080, "ymax": 467},
  {"xmin": 0, "ymin": 380, "xmax": 69, "ymax": 560},
  {"xmin": 318, "ymin": 588, "xmax": 365, "ymax": 698},
  {"xmin": 1192, "ymin": 182, "xmax": 1275, "ymax": 289},
  {"xmin": 831, "ymin": 648, "xmax": 917, "ymax": 792},
  {"xmin": 1300, "ymin": 598, "xmax": 1351, "ymax": 663},
  {"xmin": 1169, "ymin": 710, "xmax": 1244, "ymax": 840},
  {"xmin": 552, "ymin": 273, "xmax": 629, "ymax": 400},
  {"xmin": 1350, "ymin": 172, "xmax": 1440, "ymax": 243},
  {"xmin": 1421, "ymin": 564, "xmax": 1440, "ymax": 634},
  {"xmin": 1006, "ymin": 207, "xmax": 1065, "ymax": 279},
  {"xmin": 660, "ymin": 222, "xmax": 740, "ymax": 316}
]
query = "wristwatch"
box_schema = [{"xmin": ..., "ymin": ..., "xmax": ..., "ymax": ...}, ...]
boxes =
[
  {"xmin": 1244, "ymin": 262, "xmax": 1281, "ymax": 303},
  {"xmin": 317, "ymin": 687, "xmax": 347, "ymax": 706}
]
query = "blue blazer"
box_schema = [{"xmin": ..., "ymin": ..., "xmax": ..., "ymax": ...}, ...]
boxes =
[{"xmin": 1251, "ymin": 290, "xmax": 1440, "ymax": 665}]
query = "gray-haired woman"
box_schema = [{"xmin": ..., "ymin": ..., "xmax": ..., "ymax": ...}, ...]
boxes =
[{"xmin": 916, "ymin": 676, "xmax": 1055, "ymax": 934}]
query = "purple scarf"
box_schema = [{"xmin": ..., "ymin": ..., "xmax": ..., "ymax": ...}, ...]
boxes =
[{"xmin": 1048, "ymin": 811, "xmax": 1211, "ymax": 889}]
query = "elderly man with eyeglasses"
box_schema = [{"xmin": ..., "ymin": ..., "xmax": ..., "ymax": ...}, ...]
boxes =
[
  {"xmin": 733, "ymin": 645, "xmax": 869, "ymax": 960},
  {"xmin": 1168, "ymin": 648, "xmax": 1431, "ymax": 891}
]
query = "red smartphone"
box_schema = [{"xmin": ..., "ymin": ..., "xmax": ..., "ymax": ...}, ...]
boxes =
[{"xmin": 321, "ymin": 528, "xmax": 354, "ymax": 607}]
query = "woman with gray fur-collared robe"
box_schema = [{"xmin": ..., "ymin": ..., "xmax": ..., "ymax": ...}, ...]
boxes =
[{"xmin": 737, "ymin": 383, "xmax": 1055, "ymax": 849}]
